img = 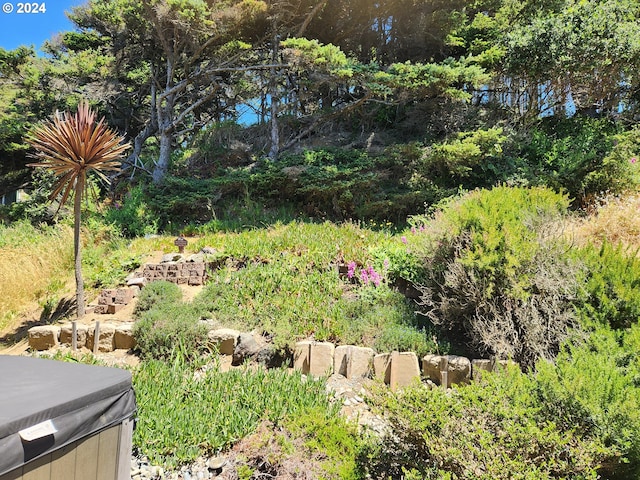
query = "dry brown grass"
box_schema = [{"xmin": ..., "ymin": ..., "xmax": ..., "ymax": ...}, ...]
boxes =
[
  {"xmin": 0, "ymin": 224, "xmax": 74, "ymax": 334},
  {"xmin": 565, "ymin": 191, "xmax": 640, "ymax": 250}
]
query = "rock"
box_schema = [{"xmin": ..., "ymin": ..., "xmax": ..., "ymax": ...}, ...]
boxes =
[
  {"xmin": 389, "ymin": 351, "xmax": 420, "ymax": 391},
  {"xmin": 207, "ymin": 328, "xmax": 240, "ymax": 355},
  {"xmin": 309, "ymin": 342, "xmax": 335, "ymax": 377},
  {"xmin": 208, "ymin": 456, "xmax": 226, "ymax": 470},
  {"xmin": 186, "ymin": 253, "xmax": 205, "ymax": 263},
  {"xmin": 255, "ymin": 346, "xmax": 288, "ymax": 368},
  {"xmin": 232, "ymin": 333, "xmax": 263, "ymax": 365},
  {"xmin": 114, "ymin": 324, "xmax": 137, "ymax": 350},
  {"xmin": 86, "ymin": 323, "xmax": 116, "ymax": 352},
  {"xmin": 446, "ymin": 355, "xmax": 471, "ymax": 386},
  {"xmin": 423, "ymin": 354, "xmax": 471, "ymax": 387},
  {"xmin": 373, "ymin": 353, "xmax": 391, "ymax": 384},
  {"xmin": 28, "ymin": 325, "xmax": 60, "ymax": 351},
  {"xmin": 161, "ymin": 253, "xmax": 184, "ymax": 263},
  {"xmin": 200, "ymin": 247, "xmax": 218, "ymax": 255},
  {"xmin": 127, "ymin": 277, "xmax": 147, "ymax": 288},
  {"xmin": 60, "ymin": 323, "xmax": 88, "ymax": 346},
  {"xmin": 334, "ymin": 345, "xmax": 374, "ymax": 379},
  {"xmin": 422, "ymin": 354, "xmax": 447, "ymax": 384},
  {"xmin": 293, "ymin": 340, "xmax": 312, "ymax": 374}
]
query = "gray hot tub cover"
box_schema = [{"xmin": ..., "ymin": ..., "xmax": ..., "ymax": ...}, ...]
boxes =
[{"xmin": 0, "ymin": 355, "xmax": 136, "ymax": 476}]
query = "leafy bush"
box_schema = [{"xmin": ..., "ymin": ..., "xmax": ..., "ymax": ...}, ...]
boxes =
[
  {"xmin": 577, "ymin": 242, "xmax": 640, "ymax": 330},
  {"xmin": 366, "ymin": 365, "xmax": 615, "ymax": 479},
  {"xmin": 534, "ymin": 323, "xmax": 640, "ymax": 478},
  {"xmin": 418, "ymin": 127, "xmax": 509, "ymax": 190},
  {"xmin": 517, "ymin": 117, "xmax": 637, "ymax": 206},
  {"xmin": 133, "ymin": 280, "xmax": 183, "ymax": 316},
  {"xmin": 104, "ymin": 185, "xmax": 158, "ymax": 237},
  {"xmin": 132, "ymin": 281, "xmax": 208, "ymax": 359},
  {"xmin": 413, "ymin": 186, "xmax": 580, "ymax": 366},
  {"xmin": 374, "ymin": 323, "xmax": 447, "ymax": 358},
  {"xmin": 284, "ymin": 407, "xmax": 369, "ymax": 480},
  {"xmin": 133, "ymin": 303, "xmax": 209, "ymax": 360}
]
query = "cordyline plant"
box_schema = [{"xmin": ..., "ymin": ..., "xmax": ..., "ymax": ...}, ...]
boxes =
[{"xmin": 28, "ymin": 101, "xmax": 129, "ymax": 318}]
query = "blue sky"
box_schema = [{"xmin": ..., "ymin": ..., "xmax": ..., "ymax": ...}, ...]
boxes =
[{"xmin": 0, "ymin": 0, "xmax": 79, "ymax": 51}]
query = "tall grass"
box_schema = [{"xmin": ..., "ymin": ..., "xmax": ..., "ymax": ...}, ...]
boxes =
[
  {"xmin": 567, "ymin": 192, "xmax": 640, "ymax": 248},
  {"xmin": 0, "ymin": 221, "xmax": 74, "ymax": 332}
]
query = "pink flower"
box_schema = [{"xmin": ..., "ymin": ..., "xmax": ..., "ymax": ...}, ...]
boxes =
[
  {"xmin": 631, "ymin": 157, "xmax": 637, "ymax": 164},
  {"xmin": 347, "ymin": 261, "xmax": 357, "ymax": 279},
  {"xmin": 401, "ymin": 236, "xmax": 408, "ymax": 244},
  {"xmin": 411, "ymin": 227, "xmax": 417, "ymax": 234}
]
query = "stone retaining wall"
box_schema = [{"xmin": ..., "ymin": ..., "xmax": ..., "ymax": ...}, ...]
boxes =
[
  {"xmin": 29, "ymin": 322, "xmax": 136, "ymax": 352},
  {"xmin": 29, "ymin": 324, "xmax": 511, "ymax": 390}
]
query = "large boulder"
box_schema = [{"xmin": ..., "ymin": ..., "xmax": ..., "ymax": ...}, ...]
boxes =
[{"xmin": 28, "ymin": 326, "xmax": 60, "ymax": 351}]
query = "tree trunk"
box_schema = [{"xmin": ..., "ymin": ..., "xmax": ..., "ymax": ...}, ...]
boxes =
[
  {"xmin": 268, "ymin": 32, "xmax": 280, "ymax": 160},
  {"xmin": 152, "ymin": 128, "xmax": 172, "ymax": 184},
  {"xmin": 74, "ymin": 176, "xmax": 85, "ymax": 319}
]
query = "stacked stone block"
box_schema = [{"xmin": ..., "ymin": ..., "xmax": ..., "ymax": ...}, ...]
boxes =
[
  {"xmin": 143, "ymin": 262, "xmax": 208, "ymax": 285},
  {"xmin": 92, "ymin": 287, "xmax": 136, "ymax": 314}
]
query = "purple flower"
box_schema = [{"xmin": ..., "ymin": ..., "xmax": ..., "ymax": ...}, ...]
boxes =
[
  {"xmin": 411, "ymin": 227, "xmax": 417, "ymax": 234},
  {"xmin": 631, "ymin": 157, "xmax": 638, "ymax": 164},
  {"xmin": 347, "ymin": 261, "xmax": 357, "ymax": 279}
]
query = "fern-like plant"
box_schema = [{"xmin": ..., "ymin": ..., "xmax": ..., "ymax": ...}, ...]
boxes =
[{"xmin": 28, "ymin": 101, "xmax": 129, "ymax": 318}]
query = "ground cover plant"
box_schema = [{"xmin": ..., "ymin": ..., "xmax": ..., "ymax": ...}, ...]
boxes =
[{"xmin": 132, "ymin": 351, "xmax": 343, "ymax": 468}]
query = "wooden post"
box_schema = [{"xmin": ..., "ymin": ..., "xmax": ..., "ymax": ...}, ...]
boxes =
[
  {"xmin": 93, "ymin": 321, "xmax": 100, "ymax": 355},
  {"xmin": 440, "ymin": 356, "xmax": 449, "ymax": 389},
  {"xmin": 72, "ymin": 321, "xmax": 77, "ymax": 352}
]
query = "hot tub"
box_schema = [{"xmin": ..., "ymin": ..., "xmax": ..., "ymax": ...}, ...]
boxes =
[{"xmin": 0, "ymin": 355, "xmax": 136, "ymax": 480}]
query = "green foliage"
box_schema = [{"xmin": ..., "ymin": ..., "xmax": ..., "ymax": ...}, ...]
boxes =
[
  {"xmin": 517, "ymin": 118, "xmax": 636, "ymax": 205},
  {"xmin": 133, "ymin": 280, "xmax": 183, "ymax": 316},
  {"xmin": 133, "ymin": 302, "xmax": 209, "ymax": 360},
  {"xmin": 576, "ymin": 242, "xmax": 640, "ymax": 330},
  {"xmin": 133, "ymin": 353, "xmax": 337, "ymax": 467},
  {"xmin": 414, "ymin": 186, "xmax": 579, "ymax": 366},
  {"xmin": 419, "ymin": 127, "xmax": 508, "ymax": 190},
  {"xmin": 132, "ymin": 281, "xmax": 208, "ymax": 359},
  {"xmin": 81, "ymin": 218, "xmax": 142, "ymax": 289},
  {"xmin": 284, "ymin": 407, "xmax": 368, "ymax": 480},
  {"xmin": 371, "ymin": 58, "xmax": 489, "ymax": 102},
  {"xmin": 534, "ymin": 323, "xmax": 640, "ymax": 478},
  {"xmin": 367, "ymin": 365, "xmax": 613, "ymax": 479},
  {"xmin": 374, "ymin": 323, "xmax": 447, "ymax": 359},
  {"xmin": 5, "ymin": 169, "xmax": 57, "ymax": 225},
  {"xmin": 105, "ymin": 185, "xmax": 158, "ymax": 237}
]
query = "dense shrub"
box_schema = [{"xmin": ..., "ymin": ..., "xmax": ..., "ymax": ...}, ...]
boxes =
[
  {"xmin": 417, "ymin": 127, "xmax": 509, "ymax": 190},
  {"xmin": 516, "ymin": 117, "xmax": 637, "ymax": 206},
  {"xmin": 104, "ymin": 185, "xmax": 158, "ymax": 237},
  {"xmin": 132, "ymin": 281, "xmax": 208, "ymax": 359},
  {"xmin": 412, "ymin": 186, "xmax": 580, "ymax": 366},
  {"xmin": 534, "ymin": 323, "xmax": 640, "ymax": 478},
  {"xmin": 366, "ymin": 364, "xmax": 613, "ymax": 479},
  {"xmin": 133, "ymin": 280, "xmax": 183, "ymax": 316},
  {"xmin": 577, "ymin": 242, "xmax": 640, "ymax": 330}
]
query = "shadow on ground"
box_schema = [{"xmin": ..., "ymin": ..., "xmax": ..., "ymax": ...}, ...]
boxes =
[{"xmin": 0, "ymin": 297, "xmax": 76, "ymax": 346}]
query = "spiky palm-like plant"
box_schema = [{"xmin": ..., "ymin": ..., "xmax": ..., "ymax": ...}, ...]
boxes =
[{"xmin": 28, "ymin": 102, "xmax": 129, "ymax": 318}]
